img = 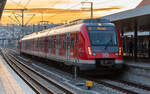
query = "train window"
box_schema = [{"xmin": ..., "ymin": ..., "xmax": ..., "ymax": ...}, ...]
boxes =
[
  {"xmin": 37, "ymin": 39, "xmax": 38, "ymax": 50},
  {"xmin": 41, "ymin": 39, "xmax": 43, "ymax": 48},
  {"xmin": 39, "ymin": 39, "xmax": 40, "ymax": 48},
  {"xmin": 50, "ymin": 39, "xmax": 53, "ymax": 48},
  {"xmin": 76, "ymin": 32, "xmax": 78, "ymax": 42},
  {"xmin": 56, "ymin": 37, "xmax": 59, "ymax": 48},
  {"xmin": 53, "ymin": 39, "xmax": 55, "ymax": 48},
  {"xmin": 39, "ymin": 39, "xmax": 41, "ymax": 49},
  {"xmin": 59, "ymin": 38, "xmax": 62, "ymax": 49},
  {"xmin": 48, "ymin": 38, "xmax": 51, "ymax": 48},
  {"xmin": 70, "ymin": 37, "xmax": 75, "ymax": 50},
  {"xmin": 51, "ymin": 39, "xmax": 55, "ymax": 48},
  {"xmin": 63, "ymin": 39, "xmax": 66, "ymax": 49},
  {"xmin": 42, "ymin": 39, "xmax": 44, "ymax": 49},
  {"xmin": 54, "ymin": 39, "xmax": 56, "ymax": 48}
]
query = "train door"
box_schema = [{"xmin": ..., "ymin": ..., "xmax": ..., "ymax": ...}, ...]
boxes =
[
  {"xmin": 70, "ymin": 32, "xmax": 75, "ymax": 59},
  {"xmin": 67, "ymin": 33, "xmax": 70, "ymax": 60}
]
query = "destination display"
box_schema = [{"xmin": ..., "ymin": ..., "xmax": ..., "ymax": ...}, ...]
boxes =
[{"xmin": 88, "ymin": 26, "xmax": 114, "ymax": 31}]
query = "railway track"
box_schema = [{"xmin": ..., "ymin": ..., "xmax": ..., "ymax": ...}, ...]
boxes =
[
  {"xmin": 1, "ymin": 49, "xmax": 74, "ymax": 94},
  {"xmin": 82, "ymin": 75, "xmax": 150, "ymax": 94},
  {"xmin": 4, "ymin": 48, "xmax": 150, "ymax": 94},
  {"xmin": 113, "ymin": 80, "xmax": 150, "ymax": 92},
  {"xmin": 95, "ymin": 79, "xmax": 150, "ymax": 94}
]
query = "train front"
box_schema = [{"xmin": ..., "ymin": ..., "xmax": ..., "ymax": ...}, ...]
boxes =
[{"xmin": 78, "ymin": 19, "xmax": 123, "ymax": 70}]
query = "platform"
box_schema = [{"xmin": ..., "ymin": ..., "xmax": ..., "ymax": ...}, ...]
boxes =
[
  {"xmin": 125, "ymin": 61, "xmax": 150, "ymax": 69},
  {"xmin": 0, "ymin": 55, "xmax": 35, "ymax": 94},
  {"xmin": 124, "ymin": 56, "xmax": 150, "ymax": 69}
]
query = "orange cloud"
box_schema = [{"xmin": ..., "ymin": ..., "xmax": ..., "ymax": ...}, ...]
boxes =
[{"xmin": 1, "ymin": 0, "xmax": 142, "ymax": 25}]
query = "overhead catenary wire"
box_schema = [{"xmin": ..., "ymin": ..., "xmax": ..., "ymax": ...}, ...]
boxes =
[
  {"xmin": 6, "ymin": 0, "xmax": 36, "ymax": 25},
  {"xmin": 24, "ymin": 0, "xmax": 32, "ymax": 8},
  {"xmin": 47, "ymin": 0, "xmax": 61, "ymax": 8},
  {"xmin": 48, "ymin": 3, "xmax": 81, "ymax": 19},
  {"xmin": 9, "ymin": 0, "xmax": 25, "ymax": 9},
  {"xmin": 25, "ymin": 14, "xmax": 36, "ymax": 25},
  {"xmin": 12, "ymin": 13, "xmax": 21, "ymax": 25},
  {"xmin": 8, "ymin": 15, "xmax": 20, "ymax": 25},
  {"xmin": 9, "ymin": 0, "xmax": 32, "ymax": 9}
]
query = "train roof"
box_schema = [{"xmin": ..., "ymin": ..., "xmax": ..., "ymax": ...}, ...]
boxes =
[
  {"xmin": 21, "ymin": 24, "xmax": 83, "ymax": 40},
  {"xmin": 21, "ymin": 18, "xmax": 111, "ymax": 41}
]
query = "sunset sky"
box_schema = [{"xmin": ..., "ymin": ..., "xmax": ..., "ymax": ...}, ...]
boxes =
[{"xmin": 1, "ymin": 0, "xmax": 142, "ymax": 25}]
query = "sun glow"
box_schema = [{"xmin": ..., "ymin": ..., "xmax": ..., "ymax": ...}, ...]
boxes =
[{"xmin": 1, "ymin": 0, "xmax": 142, "ymax": 25}]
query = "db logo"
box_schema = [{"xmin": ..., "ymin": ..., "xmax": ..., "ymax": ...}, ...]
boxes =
[{"xmin": 103, "ymin": 53, "xmax": 109, "ymax": 58}]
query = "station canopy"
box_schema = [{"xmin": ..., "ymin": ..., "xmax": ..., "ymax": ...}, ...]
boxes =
[{"xmin": 101, "ymin": 0, "xmax": 150, "ymax": 33}]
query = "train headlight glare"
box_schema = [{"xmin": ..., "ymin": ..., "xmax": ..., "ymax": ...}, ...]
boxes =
[{"xmin": 88, "ymin": 47, "xmax": 92, "ymax": 55}]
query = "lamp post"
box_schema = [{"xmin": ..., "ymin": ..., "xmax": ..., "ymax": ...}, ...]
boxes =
[{"xmin": 81, "ymin": 1, "xmax": 93, "ymax": 19}]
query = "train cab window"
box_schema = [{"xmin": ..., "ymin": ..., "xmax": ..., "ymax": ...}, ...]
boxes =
[
  {"xmin": 88, "ymin": 26, "xmax": 118, "ymax": 46},
  {"xmin": 70, "ymin": 37, "xmax": 75, "ymax": 50}
]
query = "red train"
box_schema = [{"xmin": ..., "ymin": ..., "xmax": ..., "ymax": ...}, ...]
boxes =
[{"xmin": 19, "ymin": 19, "xmax": 123, "ymax": 70}]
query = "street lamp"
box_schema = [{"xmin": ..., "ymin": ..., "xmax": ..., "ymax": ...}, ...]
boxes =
[{"xmin": 81, "ymin": 1, "xmax": 93, "ymax": 19}]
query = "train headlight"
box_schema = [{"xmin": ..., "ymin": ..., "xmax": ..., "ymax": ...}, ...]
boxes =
[
  {"xmin": 88, "ymin": 47, "xmax": 92, "ymax": 55},
  {"xmin": 115, "ymin": 53, "xmax": 118, "ymax": 56},
  {"xmin": 119, "ymin": 47, "xmax": 122, "ymax": 55}
]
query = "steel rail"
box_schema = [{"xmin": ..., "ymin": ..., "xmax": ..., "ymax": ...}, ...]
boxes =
[
  {"xmin": 6, "ymin": 48, "xmax": 144, "ymax": 94},
  {"xmin": 113, "ymin": 80, "xmax": 150, "ymax": 91},
  {"xmin": 1, "ymin": 50, "xmax": 42, "ymax": 94},
  {"xmin": 86, "ymin": 78, "xmax": 138, "ymax": 94},
  {"xmin": 1, "ymin": 49, "xmax": 74, "ymax": 94},
  {"xmin": 8, "ymin": 51, "xmax": 74, "ymax": 94}
]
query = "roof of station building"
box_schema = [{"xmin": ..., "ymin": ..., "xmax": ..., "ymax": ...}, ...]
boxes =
[
  {"xmin": 100, "ymin": 3, "xmax": 150, "ymax": 22},
  {"xmin": 136, "ymin": 0, "xmax": 150, "ymax": 8}
]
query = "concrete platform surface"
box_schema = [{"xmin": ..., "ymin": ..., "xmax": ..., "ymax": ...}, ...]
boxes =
[
  {"xmin": 125, "ymin": 61, "xmax": 150, "ymax": 69},
  {"xmin": 0, "ymin": 55, "xmax": 35, "ymax": 94}
]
